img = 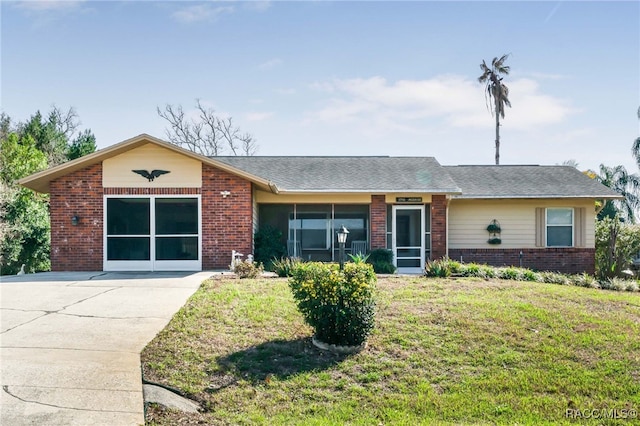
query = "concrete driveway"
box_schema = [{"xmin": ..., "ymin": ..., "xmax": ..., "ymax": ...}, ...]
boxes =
[{"xmin": 1, "ymin": 271, "xmax": 211, "ymax": 425}]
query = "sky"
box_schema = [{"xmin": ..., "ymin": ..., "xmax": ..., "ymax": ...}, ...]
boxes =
[{"xmin": 2, "ymin": 1, "xmax": 639, "ymax": 173}]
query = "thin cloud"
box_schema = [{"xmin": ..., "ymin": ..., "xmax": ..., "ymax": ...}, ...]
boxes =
[
  {"xmin": 15, "ymin": 0, "xmax": 85, "ymax": 12},
  {"xmin": 243, "ymin": 1, "xmax": 272, "ymax": 12},
  {"xmin": 258, "ymin": 58, "xmax": 282, "ymax": 70},
  {"xmin": 172, "ymin": 4, "xmax": 234, "ymax": 23},
  {"xmin": 245, "ymin": 111, "xmax": 274, "ymax": 122},
  {"xmin": 275, "ymin": 88, "xmax": 296, "ymax": 95},
  {"xmin": 12, "ymin": 0, "xmax": 88, "ymax": 27},
  {"xmin": 306, "ymin": 75, "xmax": 575, "ymax": 133}
]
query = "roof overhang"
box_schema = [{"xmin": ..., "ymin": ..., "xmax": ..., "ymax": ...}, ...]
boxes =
[
  {"xmin": 450, "ymin": 194, "xmax": 625, "ymax": 200},
  {"xmin": 270, "ymin": 189, "xmax": 463, "ymax": 194},
  {"xmin": 18, "ymin": 134, "xmax": 277, "ymax": 194}
]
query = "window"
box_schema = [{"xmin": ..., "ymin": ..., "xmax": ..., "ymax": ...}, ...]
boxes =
[
  {"xmin": 546, "ymin": 208, "xmax": 573, "ymax": 247},
  {"xmin": 258, "ymin": 203, "xmax": 369, "ymax": 261},
  {"xmin": 105, "ymin": 196, "xmax": 199, "ymax": 265}
]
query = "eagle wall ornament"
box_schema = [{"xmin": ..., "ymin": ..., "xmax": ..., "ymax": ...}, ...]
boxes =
[{"xmin": 131, "ymin": 169, "xmax": 171, "ymax": 182}]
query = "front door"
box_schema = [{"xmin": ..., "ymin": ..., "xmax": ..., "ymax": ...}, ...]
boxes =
[{"xmin": 392, "ymin": 205, "xmax": 425, "ymax": 274}]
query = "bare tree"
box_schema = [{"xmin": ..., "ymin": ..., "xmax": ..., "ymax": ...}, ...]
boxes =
[
  {"xmin": 50, "ymin": 105, "xmax": 80, "ymax": 139},
  {"xmin": 157, "ymin": 100, "xmax": 258, "ymax": 156}
]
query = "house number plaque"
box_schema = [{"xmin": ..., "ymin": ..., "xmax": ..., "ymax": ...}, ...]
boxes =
[{"xmin": 396, "ymin": 197, "xmax": 422, "ymax": 203}]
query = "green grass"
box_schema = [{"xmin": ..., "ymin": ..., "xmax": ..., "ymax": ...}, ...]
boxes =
[{"xmin": 141, "ymin": 276, "xmax": 640, "ymax": 425}]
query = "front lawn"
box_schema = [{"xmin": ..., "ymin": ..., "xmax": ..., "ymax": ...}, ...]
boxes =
[{"xmin": 141, "ymin": 276, "xmax": 640, "ymax": 425}]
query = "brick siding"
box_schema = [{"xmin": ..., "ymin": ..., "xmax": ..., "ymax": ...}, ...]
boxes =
[
  {"xmin": 50, "ymin": 163, "xmax": 104, "ymax": 271},
  {"xmin": 49, "ymin": 162, "xmax": 254, "ymax": 271},
  {"xmin": 201, "ymin": 164, "xmax": 253, "ymax": 269},
  {"xmin": 370, "ymin": 195, "xmax": 387, "ymax": 250},
  {"xmin": 431, "ymin": 195, "xmax": 447, "ymax": 260},
  {"xmin": 448, "ymin": 248, "xmax": 595, "ymax": 274}
]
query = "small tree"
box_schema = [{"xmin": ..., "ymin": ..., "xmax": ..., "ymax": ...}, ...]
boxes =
[
  {"xmin": 595, "ymin": 216, "xmax": 640, "ymax": 279},
  {"xmin": 591, "ymin": 164, "xmax": 640, "ymax": 223},
  {"xmin": 254, "ymin": 225, "xmax": 287, "ymax": 271},
  {"xmin": 289, "ymin": 262, "xmax": 376, "ymax": 347}
]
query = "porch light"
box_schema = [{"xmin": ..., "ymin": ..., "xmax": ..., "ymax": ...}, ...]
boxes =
[
  {"xmin": 71, "ymin": 215, "xmax": 80, "ymax": 226},
  {"xmin": 337, "ymin": 225, "xmax": 349, "ymax": 244},
  {"xmin": 337, "ymin": 225, "xmax": 349, "ymax": 270}
]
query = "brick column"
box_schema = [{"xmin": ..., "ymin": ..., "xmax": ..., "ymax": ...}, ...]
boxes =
[
  {"xmin": 50, "ymin": 163, "xmax": 104, "ymax": 271},
  {"xmin": 431, "ymin": 195, "xmax": 447, "ymax": 260},
  {"xmin": 370, "ymin": 195, "xmax": 387, "ymax": 250},
  {"xmin": 201, "ymin": 164, "xmax": 253, "ymax": 269}
]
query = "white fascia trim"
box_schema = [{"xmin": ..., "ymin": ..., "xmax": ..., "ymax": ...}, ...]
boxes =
[{"xmin": 277, "ymin": 189, "xmax": 463, "ymax": 194}]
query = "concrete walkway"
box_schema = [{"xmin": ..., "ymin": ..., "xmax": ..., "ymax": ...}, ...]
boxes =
[{"xmin": 1, "ymin": 271, "xmax": 211, "ymax": 425}]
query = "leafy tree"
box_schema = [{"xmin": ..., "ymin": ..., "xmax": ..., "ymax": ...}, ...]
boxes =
[
  {"xmin": 595, "ymin": 216, "xmax": 640, "ymax": 279},
  {"xmin": 0, "ymin": 133, "xmax": 49, "ymax": 274},
  {"xmin": 592, "ymin": 164, "xmax": 640, "ymax": 223},
  {"xmin": 0, "ymin": 107, "xmax": 96, "ymax": 275},
  {"xmin": 478, "ymin": 54, "xmax": 512, "ymax": 165},
  {"xmin": 631, "ymin": 106, "xmax": 640, "ymax": 175},
  {"xmin": 20, "ymin": 109, "xmax": 70, "ymax": 166},
  {"xmin": 67, "ymin": 129, "xmax": 97, "ymax": 160},
  {"xmin": 158, "ymin": 99, "xmax": 258, "ymax": 156}
]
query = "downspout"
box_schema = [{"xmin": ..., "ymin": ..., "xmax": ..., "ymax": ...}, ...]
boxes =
[{"xmin": 595, "ymin": 199, "xmax": 606, "ymax": 215}]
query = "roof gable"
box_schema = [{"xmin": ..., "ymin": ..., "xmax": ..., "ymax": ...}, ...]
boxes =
[{"xmin": 18, "ymin": 134, "xmax": 272, "ymax": 193}]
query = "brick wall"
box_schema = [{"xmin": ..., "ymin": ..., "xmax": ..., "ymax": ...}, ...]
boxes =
[
  {"xmin": 49, "ymin": 162, "xmax": 254, "ymax": 271},
  {"xmin": 431, "ymin": 195, "xmax": 447, "ymax": 260},
  {"xmin": 201, "ymin": 164, "xmax": 253, "ymax": 269},
  {"xmin": 448, "ymin": 248, "xmax": 595, "ymax": 274},
  {"xmin": 370, "ymin": 195, "xmax": 387, "ymax": 249},
  {"xmin": 50, "ymin": 163, "xmax": 104, "ymax": 271}
]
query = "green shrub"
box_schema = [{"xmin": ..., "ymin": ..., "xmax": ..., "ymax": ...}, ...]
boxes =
[
  {"xmin": 271, "ymin": 257, "xmax": 302, "ymax": 278},
  {"xmin": 233, "ymin": 260, "xmax": 264, "ymax": 279},
  {"xmin": 460, "ymin": 263, "xmax": 481, "ymax": 277},
  {"xmin": 479, "ymin": 265, "xmax": 497, "ymax": 279},
  {"xmin": 521, "ymin": 269, "xmax": 542, "ymax": 282},
  {"xmin": 366, "ymin": 249, "xmax": 396, "ymax": 274},
  {"xmin": 254, "ymin": 225, "xmax": 287, "ymax": 271},
  {"xmin": 599, "ymin": 277, "xmax": 639, "ymax": 292},
  {"xmin": 424, "ymin": 258, "xmax": 452, "ymax": 278},
  {"xmin": 499, "ymin": 267, "xmax": 522, "ymax": 280},
  {"xmin": 539, "ymin": 271, "xmax": 570, "ymax": 285},
  {"xmin": 347, "ymin": 252, "xmax": 370, "ymax": 264},
  {"xmin": 571, "ymin": 272, "xmax": 599, "ymax": 288},
  {"xmin": 288, "ymin": 262, "xmax": 377, "ymax": 346},
  {"xmin": 448, "ymin": 260, "xmax": 463, "ymax": 274}
]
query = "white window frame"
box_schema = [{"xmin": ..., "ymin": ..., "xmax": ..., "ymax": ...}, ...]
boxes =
[
  {"xmin": 546, "ymin": 207, "xmax": 574, "ymax": 247},
  {"xmin": 103, "ymin": 194, "xmax": 202, "ymax": 271}
]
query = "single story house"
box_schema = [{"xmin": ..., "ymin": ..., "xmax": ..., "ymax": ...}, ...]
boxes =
[{"xmin": 19, "ymin": 134, "xmax": 621, "ymax": 274}]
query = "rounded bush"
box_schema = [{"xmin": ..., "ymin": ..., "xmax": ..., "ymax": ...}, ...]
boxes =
[{"xmin": 288, "ymin": 262, "xmax": 377, "ymax": 346}]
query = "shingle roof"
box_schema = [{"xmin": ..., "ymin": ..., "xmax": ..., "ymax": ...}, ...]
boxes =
[
  {"xmin": 214, "ymin": 156, "xmax": 462, "ymax": 193},
  {"xmin": 443, "ymin": 165, "xmax": 622, "ymax": 199}
]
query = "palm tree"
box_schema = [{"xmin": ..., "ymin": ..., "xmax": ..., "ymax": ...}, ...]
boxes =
[
  {"xmin": 593, "ymin": 164, "xmax": 640, "ymax": 223},
  {"xmin": 631, "ymin": 106, "xmax": 640, "ymax": 169},
  {"xmin": 478, "ymin": 54, "xmax": 512, "ymax": 165}
]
